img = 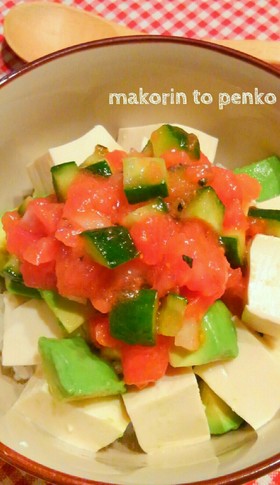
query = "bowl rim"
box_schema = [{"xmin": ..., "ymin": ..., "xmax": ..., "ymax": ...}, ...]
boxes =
[
  {"xmin": 0, "ymin": 34, "xmax": 279, "ymax": 87},
  {"xmin": 0, "ymin": 35, "xmax": 279, "ymax": 484}
]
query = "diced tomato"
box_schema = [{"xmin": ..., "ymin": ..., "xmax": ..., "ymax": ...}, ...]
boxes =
[
  {"xmin": 222, "ymin": 198, "xmax": 248, "ymax": 231},
  {"xmin": 246, "ymin": 217, "xmax": 267, "ymax": 240},
  {"xmin": 55, "ymin": 218, "xmax": 85, "ymax": 252},
  {"xmin": 105, "ymin": 150, "xmax": 126, "ymax": 173},
  {"xmin": 162, "ymin": 149, "xmax": 195, "ymax": 168},
  {"xmin": 210, "ymin": 167, "xmax": 248, "ymax": 231},
  {"xmin": 149, "ymin": 219, "xmax": 229, "ymax": 299},
  {"xmin": 180, "ymin": 290, "xmax": 216, "ymax": 321},
  {"xmin": 210, "ymin": 166, "xmax": 242, "ymax": 205},
  {"xmin": 222, "ymin": 267, "xmax": 248, "ymax": 317},
  {"xmin": 165, "ymin": 166, "xmax": 197, "ymax": 213},
  {"xmin": 130, "ymin": 214, "xmax": 176, "ymax": 265},
  {"xmin": 63, "ymin": 171, "xmax": 131, "ymax": 226},
  {"xmin": 23, "ymin": 236, "xmax": 61, "ymax": 266},
  {"xmin": 121, "ymin": 335, "xmax": 171, "ymax": 387},
  {"xmin": 55, "ymin": 246, "xmax": 103, "ymax": 300},
  {"xmin": 2, "ymin": 210, "xmax": 20, "ymax": 232},
  {"xmin": 89, "ymin": 259, "xmax": 149, "ymax": 313},
  {"xmin": 21, "ymin": 260, "xmax": 57, "ymax": 290},
  {"xmin": 88, "ymin": 314, "xmax": 121, "ymax": 348},
  {"xmin": 5, "ymin": 223, "xmax": 42, "ymax": 260},
  {"xmin": 235, "ymin": 172, "xmax": 261, "ymax": 209},
  {"xmin": 22, "ymin": 197, "xmax": 64, "ymax": 236}
]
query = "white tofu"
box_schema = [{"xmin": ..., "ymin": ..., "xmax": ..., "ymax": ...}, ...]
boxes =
[
  {"xmin": 242, "ymin": 234, "xmax": 280, "ymax": 337},
  {"xmin": 27, "ymin": 125, "xmax": 123, "ymax": 195},
  {"xmin": 122, "ymin": 369, "xmax": 210, "ymax": 453},
  {"xmin": 256, "ymin": 195, "xmax": 280, "ymax": 210},
  {"xmin": 117, "ymin": 123, "xmax": 218, "ymax": 163},
  {"xmin": 195, "ymin": 320, "xmax": 280, "ymax": 430},
  {"xmin": 10, "ymin": 372, "xmax": 129, "ymax": 452},
  {"xmin": 2, "ymin": 296, "xmax": 63, "ymax": 366}
]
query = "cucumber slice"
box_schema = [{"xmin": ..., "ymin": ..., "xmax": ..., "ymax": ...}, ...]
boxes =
[
  {"xmin": 220, "ymin": 230, "xmax": 246, "ymax": 268},
  {"xmin": 51, "ymin": 161, "xmax": 79, "ymax": 202},
  {"xmin": 248, "ymin": 207, "xmax": 280, "ymax": 237},
  {"xmin": 141, "ymin": 139, "xmax": 153, "ymax": 156},
  {"xmin": 41, "ymin": 290, "xmax": 92, "ymax": 333},
  {"xmin": 84, "ymin": 160, "xmax": 112, "ymax": 177},
  {"xmin": 81, "ymin": 226, "xmax": 139, "ymax": 269},
  {"xmin": 80, "ymin": 144, "xmax": 109, "ymax": 168},
  {"xmin": 158, "ymin": 293, "xmax": 187, "ymax": 337},
  {"xmin": 169, "ymin": 300, "xmax": 238, "ymax": 367},
  {"xmin": 5, "ymin": 278, "xmax": 41, "ymax": 299},
  {"xmin": 122, "ymin": 197, "xmax": 168, "ymax": 227},
  {"xmin": 181, "ymin": 186, "xmax": 225, "ymax": 233},
  {"xmin": 2, "ymin": 255, "xmax": 22, "ymax": 281},
  {"xmin": 150, "ymin": 124, "xmax": 200, "ymax": 159},
  {"xmin": 234, "ymin": 155, "xmax": 280, "ymax": 202},
  {"xmin": 18, "ymin": 196, "xmax": 33, "ymax": 216},
  {"xmin": 123, "ymin": 156, "xmax": 168, "ymax": 204},
  {"xmin": 38, "ymin": 336, "xmax": 126, "ymax": 401},
  {"xmin": 109, "ymin": 289, "xmax": 158, "ymax": 345}
]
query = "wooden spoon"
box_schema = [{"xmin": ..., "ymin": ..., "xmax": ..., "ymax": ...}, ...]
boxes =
[{"xmin": 3, "ymin": 1, "xmax": 280, "ymax": 65}]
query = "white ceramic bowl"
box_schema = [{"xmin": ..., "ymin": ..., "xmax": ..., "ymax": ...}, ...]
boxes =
[{"xmin": 0, "ymin": 37, "xmax": 279, "ymax": 485}]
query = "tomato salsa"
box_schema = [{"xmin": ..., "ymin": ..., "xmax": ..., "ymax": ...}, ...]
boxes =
[{"xmin": 1, "ymin": 124, "xmax": 261, "ymax": 388}]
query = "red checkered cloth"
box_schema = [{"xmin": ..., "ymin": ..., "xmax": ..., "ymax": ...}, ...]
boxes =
[
  {"xmin": 0, "ymin": 0, "xmax": 279, "ymax": 483},
  {"xmin": 0, "ymin": 0, "xmax": 279, "ymax": 74}
]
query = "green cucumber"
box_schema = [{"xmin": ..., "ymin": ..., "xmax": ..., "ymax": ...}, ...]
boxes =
[
  {"xmin": 150, "ymin": 124, "xmax": 200, "ymax": 159},
  {"xmin": 122, "ymin": 197, "xmax": 168, "ymax": 227},
  {"xmin": 220, "ymin": 230, "xmax": 246, "ymax": 268},
  {"xmin": 84, "ymin": 160, "xmax": 112, "ymax": 177},
  {"xmin": 18, "ymin": 196, "xmax": 33, "ymax": 216},
  {"xmin": 234, "ymin": 155, "xmax": 280, "ymax": 202},
  {"xmin": 40, "ymin": 290, "xmax": 92, "ymax": 333},
  {"xmin": 180, "ymin": 186, "xmax": 225, "ymax": 233},
  {"xmin": 248, "ymin": 207, "xmax": 280, "ymax": 237},
  {"xmin": 5, "ymin": 278, "xmax": 41, "ymax": 299},
  {"xmin": 157, "ymin": 293, "xmax": 187, "ymax": 337},
  {"xmin": 141, "ymin": 139, "xmax": 153, "ymax": 156},
  {"xmin": 80, "ymin": 144, "xmax": 109, "ymax": 168},
  {"xmin": 123, "ymin": 156, "xmax": 168, "ymax": 204},
  {"xmin": 51, "ymin": 161, "xmax": 79, "ymax": 202},
  {"xmin": 169, "ymin": 300, "xmax": 238, "ymax": 367},
  {"xmin": 2, "ymin": 255, "xmax": 42, "ymax": 298},
  {"xmin": 2, "ymin": 255, "xmax": 22, "ymax": 281},
  {"xmin": 38, "ymin": 336, "xmax": 126, "ymax": 401},
  {"xmin": 81, "ymin": 226, "xmax": 139, "ymax": 269},
  {"xmin": 109, "ymin": 289, "xmax": 158, "ymax": 345}
]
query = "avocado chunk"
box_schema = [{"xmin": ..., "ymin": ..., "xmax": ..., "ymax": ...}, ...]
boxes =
[
  {"xmin": 169, "ymin": 300, "xmax": 238, "ymax": 367},
  {"xmin": 150, "ymin": 124, "xmax": 200, "ymax": 160},
  {"xmin": 234, "ymin": 155, "xmax": 280, "ymax": 202},
  {"xmin": 199, "ymin": 378, "xmax": 244, "ymax": 435},
  {"xmin": 38, "ymin": 336, "xmax": 126, "ymax": 401},
  {"xmin": 40, "ymin": 290, "xmax": 92, "ymax": 333}
]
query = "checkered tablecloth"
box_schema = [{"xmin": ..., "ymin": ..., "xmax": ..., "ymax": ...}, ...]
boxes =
[{"xmin": 0, "ymin": 0, "xmax": 279, "ymax": 484}]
